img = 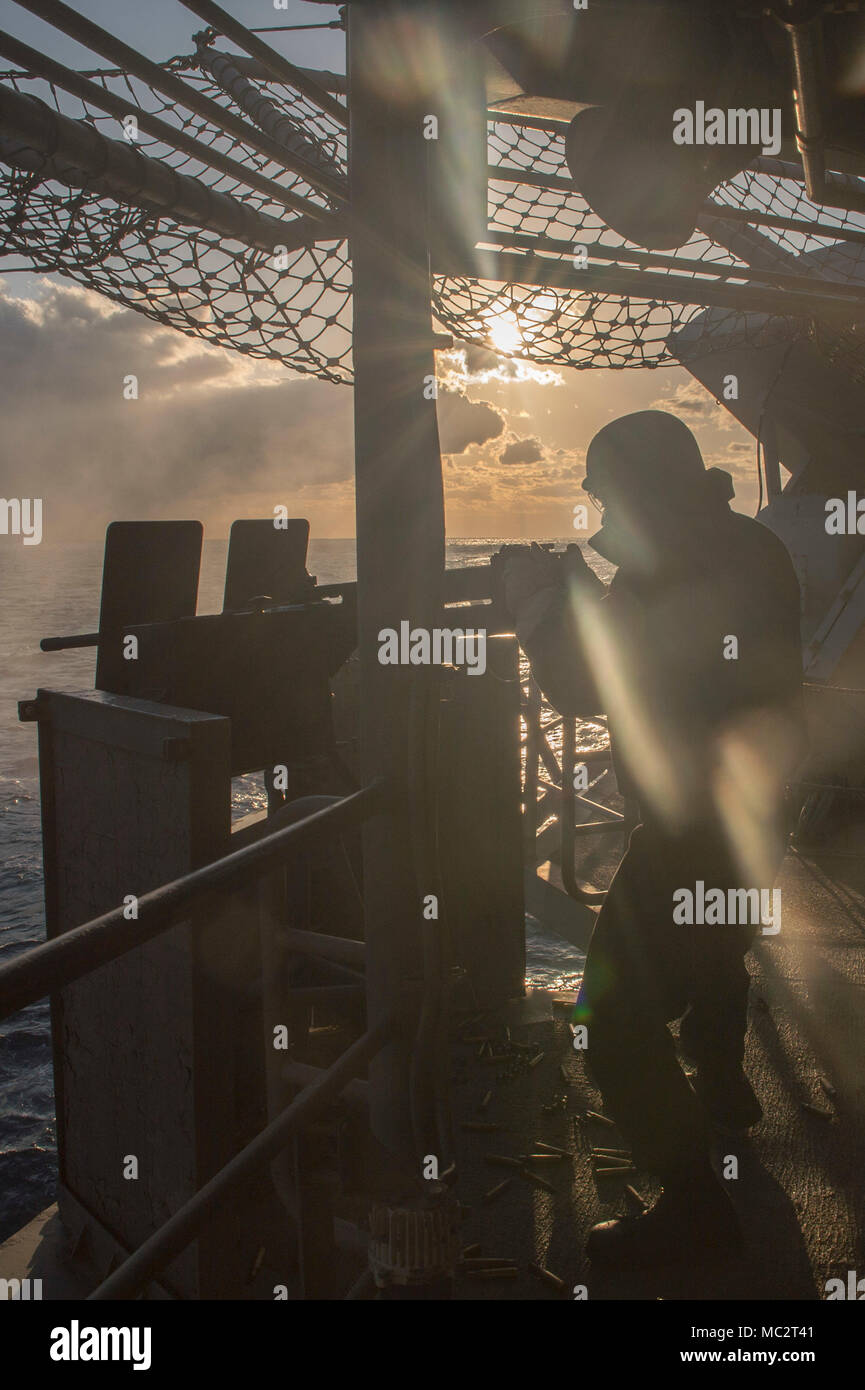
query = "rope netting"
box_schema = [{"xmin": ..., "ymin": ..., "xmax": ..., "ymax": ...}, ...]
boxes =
[
  {"xmin": 0, "ymin": 51, "xmax": 353, "ymax": 380},
  {"xmin": 433, "ymin": 118, "xmax": 865, "ymax": 382},
  {"xmin": 2, "ymin": 46, "xmax": 865, "ymax": 383}
]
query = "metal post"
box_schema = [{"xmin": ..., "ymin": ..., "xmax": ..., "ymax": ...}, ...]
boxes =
[
  {"xmin": 348, "ymin": 1, "xmax": 447, "ymax": 1168},
  {"xmin": 523, "ymin": 677, "xmax": 543, "ymax": 853}
]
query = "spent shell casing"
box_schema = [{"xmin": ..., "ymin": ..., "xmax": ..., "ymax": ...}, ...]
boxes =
[
  {"xmin": 482, "ymin": 1178, "xmax": 513, "ymax": 1203},
  {"xmin": 534, "ymin": 1141, "xmax": 570, "ymax": 1157},
  {"xmin": 584, "ymin": 1109, "xmax": 616, "ymax": 1127},
  {"xmin": 529, "ymin": 1261, "xmax": 566, "ymax": 1292},
  {"xmin": 801, "ymin": 1102, "xmax": 833, "ymax": 1120}
]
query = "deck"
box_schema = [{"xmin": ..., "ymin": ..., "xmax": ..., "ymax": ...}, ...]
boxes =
[
  {"xmin": 449, "ymin": 838, "xmax": 865, "ymax": 1300},
  {"xmin": 3, "ymin": 832, "xmax": 864, "ymax": 1301}
]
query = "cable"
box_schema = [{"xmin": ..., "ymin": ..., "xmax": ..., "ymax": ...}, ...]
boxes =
[
  {"xmin": 756, "ymin": 435, "xmax": 764, "ymax": 515},
  {"xmin": 249, "ymin": 23, "xmax": 344, "ymax": 33},
  {"xmin": 755, "ymin": 339, "xmax": 796, "ymax": 514}
]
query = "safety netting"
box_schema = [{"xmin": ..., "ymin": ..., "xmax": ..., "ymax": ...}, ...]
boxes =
[
  {"xmin": 0, "ymin": 47, "xmax": 353, "ymax": 381},
  {"xmin": 2, "ymin": 40, "xmax": 865, "ymax": 384},
  {"xmin": 435, "ymin": 118, "xmax": 865, "ymax": 383}
]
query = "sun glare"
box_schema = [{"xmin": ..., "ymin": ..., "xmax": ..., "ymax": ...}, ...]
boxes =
[{"xmin": 487, "ymin": 310, "xmax": 522, "ymax": 356}]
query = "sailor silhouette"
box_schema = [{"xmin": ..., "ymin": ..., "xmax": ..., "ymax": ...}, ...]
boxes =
[{"xmin": 504, "ymin": 410, "xmax": 804, "ymax": 1266}]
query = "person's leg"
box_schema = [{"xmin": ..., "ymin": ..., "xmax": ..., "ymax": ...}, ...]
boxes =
[
  {"xmin": 684, "ymin": 811, "xmax": 784, "ymax": 1106},
  {"xmin": 576, "ymin": 829, "xmax": 708, "ymax": 1177},
  {"xmin": 677, "ymin": 823, "xmax": 779, "ymax": 1131},
  {"xmin": 577, "ymin": 827, "xmax": 741, "ymax": 1265},
  {"xmin": 679, "ymin": 964, "xmax": 750, "ymax": 1072},
  {"xmin": 680, "ymin": 947, "xmax": 761, "ymax": 1134}
]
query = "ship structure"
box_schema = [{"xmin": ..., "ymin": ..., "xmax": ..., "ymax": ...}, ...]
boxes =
[{"xmin": 1, "ymin": 0, "xmax": 865, "ymax": 1301}]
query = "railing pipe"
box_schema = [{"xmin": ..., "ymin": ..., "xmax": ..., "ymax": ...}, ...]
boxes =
[
  {"xmin": 89, "ymin": 1018, "xmax": 391, "ymax": 1300},
  {"xmin": 0, "ymin": 780, "xmax": 386, "ymax": 1022},
  {"xmin": 282, "ymin": 927, "xmax": 366, "ymax": 969},
  {"xmin": 560, "ymin": 715, "xmax": 608, "ymax": 905},
  {"xmin": 522, "ymin": 677, "xmax": 543, "ymax": 847},
  {"xmin": 39, "ymin": 632, "xmax": 99, "ymax": 651}
]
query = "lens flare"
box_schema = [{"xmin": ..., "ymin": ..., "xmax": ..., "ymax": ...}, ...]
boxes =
[{"xmin": 487, "ymin": 310, "xmax": 522, "ymax": 356}]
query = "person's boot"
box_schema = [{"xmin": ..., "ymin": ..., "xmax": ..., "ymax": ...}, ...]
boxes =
[
  {"xmin": 692, "ymin": 1065, "xmax": 762, "ymax": 1136},
  {"xmin": 587, "ymin": 1166, "xmax": 742, "ymax": 1268}
]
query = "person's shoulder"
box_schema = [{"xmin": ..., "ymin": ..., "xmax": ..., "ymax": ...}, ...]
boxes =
[
  {"xmin": 725, "ymin": 510, "xmax": 796, "ymax": 575},
  {"xmin": 721, "ymin": 512, "xmax": 801, "ymax": 622}
]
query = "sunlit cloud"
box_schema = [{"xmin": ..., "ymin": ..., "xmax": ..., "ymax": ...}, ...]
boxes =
[
  {"xmin": 651, "ymin": 377, "xmax": 738, "ymax": 430},
  {"xmin": 437, "ymin": 344, "xmax": 564, "ymax": 389}
]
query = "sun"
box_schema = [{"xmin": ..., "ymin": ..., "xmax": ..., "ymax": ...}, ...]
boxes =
[
  {"xmin": 486, "ymin": 292, "xmax": 559, "ymax": 357},
  {"xmin": 487, "ymin": 310, "xmax": 522, "ymax": 356}
]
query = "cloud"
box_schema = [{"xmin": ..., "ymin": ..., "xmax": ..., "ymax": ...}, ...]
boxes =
[
  {"xmin": 437, "ymin": 343, "xmax": 564, "ymax": 390},
  {"xmin": 0, "ymin": 277, "xmax": 595, "ymax": 543},
  {"xmin": 500, "ymin": 436, "xmax": 544, "ymax": 466},
  {"xmin": 437, "ymin": 386, "xmax": 505, "ymax": 454},
  {"xmin": 0, "ymin": 279, "xmax": 354, "ymax": 536},
  {"xmin": 650, "ymin": 378, "xmax": 737, "ymax": 430},
  {"xmin": 712, "ymin": 439, "xmax": 757, "ymax": 482}
]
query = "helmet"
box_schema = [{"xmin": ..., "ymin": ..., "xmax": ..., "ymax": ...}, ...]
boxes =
[
  {"xmin": 583, "ymin": 410, "xmax": 710, "ymax": 510},
  {"xmin": 583, "ymin": 410, "xmax": 734, "ymax": 569}
]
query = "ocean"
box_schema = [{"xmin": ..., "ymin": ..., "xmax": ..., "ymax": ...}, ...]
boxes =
[{"xmin": 0, "ymin": 537, "xmax": 604, "ymax": 1241}]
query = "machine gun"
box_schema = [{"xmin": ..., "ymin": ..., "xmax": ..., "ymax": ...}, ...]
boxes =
[{"xmin": 39, "ymin": 518, "xmax": 357, "ymax": 782}]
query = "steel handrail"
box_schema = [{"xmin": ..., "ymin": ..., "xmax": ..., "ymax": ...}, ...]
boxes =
[
  {"xmin": 0, "ymin": 779, "xmax": 388, "ymax": 1022},
  {"xmin": 89, "ymin": 1016, "xmax": 393, "ymax": 1300}
]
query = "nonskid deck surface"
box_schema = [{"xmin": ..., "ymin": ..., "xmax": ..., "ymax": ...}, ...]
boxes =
[
  {"xmin": 449, "ymin": 839, "xmax": 865, "ymax": 1301},
  {"xmin": 3, "ymin": 839, "xmax": 863, "ymax": 1302}
]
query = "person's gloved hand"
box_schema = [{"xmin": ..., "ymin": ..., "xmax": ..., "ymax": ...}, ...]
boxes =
[
  {"xmin": 501, "ymin": 542, "xmax": 562, "ymax": 617},
  {"xmin": 559, "ymin": 542, "xmax": 595, "ymax": 586}
]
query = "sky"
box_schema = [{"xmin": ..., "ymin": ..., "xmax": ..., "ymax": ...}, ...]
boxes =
[{"xmin": 0, "ymin": 0, "xmax": 761, "ymax": 541}]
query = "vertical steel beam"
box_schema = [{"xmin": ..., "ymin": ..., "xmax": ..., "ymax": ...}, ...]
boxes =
[{"xmin": 347, "ymin": 2, "xmax": 447, "ymax": 1167}]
